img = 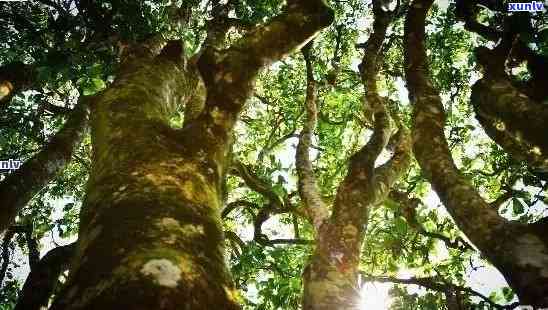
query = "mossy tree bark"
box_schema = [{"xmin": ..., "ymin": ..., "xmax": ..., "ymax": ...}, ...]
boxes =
[
  {"xmin": 300, "ymin": 2, "xmax": 411, "ymax": 308},
  {"xmin": 471, "ymin": 41, "xmax": 548, "ymax": 174},
  {"xmin": 455, "ymin": 0, "xmax": 548, "ymax": 173},
  {"xmin": 50, "ymin": 2, "xmax": 333, "ymax": 309},
  {"xmin": 405, "ymin": 0, "xmax": 548, "ymax": 306},
  {"xmin": 471, "ymin": 73, "xmax": 548, "ymax": 172}
]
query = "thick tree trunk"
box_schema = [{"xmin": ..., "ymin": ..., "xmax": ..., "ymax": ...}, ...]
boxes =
[
  {"xmin": 49, "ymin": 1, "xmax": 334, "ymax": 308},
  {"xmin": 50, "ymin": 50, "xmax": 242, "ymax": 309},
  {"xmin": 0, "ymin": 99, "xmax": 90, "ymax": 233},
  {"xmin": 404, "ymin": 0, "xmax": 548, "ymax": 306}
]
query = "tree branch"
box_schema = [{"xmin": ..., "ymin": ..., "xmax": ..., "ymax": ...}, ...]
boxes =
[
  {"xmin": 296, "ymin": 42, "xmax": 330, "ymax": 231},
  {"xmin": 0, "ymin": 97, "xmax": 91, "ymax": 233},
  {"xmin": 265, "ymin": 238, "xmax": 313, "ymax": 246},
  {"xmin": 372, "ymin": 125, "xmax": 412, "ymax": 204},
  {"xmin": 361, "ymin": 274, "xmax": 519, "ymax": 310},
  {"xmin": 221, "ymin": 200, "xmax": 259, "ymax": 219},
  {"xmin": 472, "ymin": 52, "xmax": 548, "ymax": 173},
  {"xmin": 404, "ymin": 0, "xmax": 511, "ymax": 253},
  {"xmin": 390, "ymin": 191, "xmax": 475, "ymax": 252},
  {"xmin": 0, "ymin": 228, "xmax": 16, "ymax": 285},
  {"xmin": 231, "ymin": 161, "xmax": 284, "ymax": 208},
  {"xmin": 197, "ymin": 0, "xmax": 334, "ymax": 113},
  {"xmin": 15, "ymin": 242, "xmax": 76, "ymax": 310}
]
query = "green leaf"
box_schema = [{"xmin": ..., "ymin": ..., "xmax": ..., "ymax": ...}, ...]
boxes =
[
  {"xmin": 502, "ymin": 287, "xmax": 514, "ymax": 302},
  {"xmin": 82, "ymin": 78, "xmax": 106, "ymax": 95},
  {"xmin": 512, "ymin": 198, "xmax": 525, "ymax": 216},
  {"xmin": 90, "ymin": 78, "xmax": 106, "ymax": 90},
  {"xmin": 394, "ymin": 216, "xmax": 408, "ymax": 235},
  {"xmin": 88, "ymin": 63, "xmax": 104, "ymax": 76}
]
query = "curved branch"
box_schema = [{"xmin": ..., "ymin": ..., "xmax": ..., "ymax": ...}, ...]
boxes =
[
  {"xmin": 405, "ymin": 0, "xmax": 548, "ymax": 304},
  {"xmin": 15, "ymin": 242, "xmax": 76, "ymax": 310},
  {"xmin": 471, "ymin": 62, "xmax": 548, "ymax": 173},
  {"xmin": 361, "ymin": 274, "xmax": 519, "ymax": 310},
  {"xmin": 330, "ymin": 0, "xmax": 397, "ymax": 226},
  {"xmin": 455, "ymin": 0, "xmax": 502, "ymax": 41},
  {"xmin": 353, "ymin": 0, "xmax": 395, "ymax": 169},
  {"xmin": 405, "ymin": 0, "xmax": 508, "ymax": 252},
  {"xmin": 221, "ymin": 200, "xmax": 258, "ymax": 219},
  {"xmin": 389, "ymin": 191, "xmax": 475, "ymax": 252},
  {"xmin": 224, "ymin": 230, "xmax": 245, "ymax": 257},
  {"xmin": 372, "ymin": 125, "xmax": 412, "ymax": 204},
  {"xmin": 231, "ymin": 161, "xmax": 284, "ymax": 208},
  {"xmin": 296, "ymin": 42, "xmax": 329, "ymax": 231},
  {"xmin": 0, "ymin": 97, "xmax": 91, "ymax": 233},
  {"xmin": 197, "ymin": 0, "xmax": 334, "ymax": 113}
]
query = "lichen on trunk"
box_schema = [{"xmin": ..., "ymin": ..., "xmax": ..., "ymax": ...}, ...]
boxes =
[{"xmin": 50, "ymin": 49, "xmax": 241, "ymax": 310}]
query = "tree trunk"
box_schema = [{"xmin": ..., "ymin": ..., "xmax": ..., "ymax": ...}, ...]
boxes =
[
  {"xmin": 299, "ymin": 3, "xmax": 410, "ymax": 308},
  {"xmin": 302, "ymin": 220, "xmax": 363, "ymax": 310},
  {"xmin": 471, "ymin": 73, "xmax": 548, "ymax": 172},
  {"xmin": 50, "ymin": 49, "xmax": 242, "ymax": 309},
  {"xmin": 49, "ymin": 1, "xmax": 334, "ymax": 308},
  {"xmin": 404, "ymin": 0, "xmax": 548, "ymax": 306}
]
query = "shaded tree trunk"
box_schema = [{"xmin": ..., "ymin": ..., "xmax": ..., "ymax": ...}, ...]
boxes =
[
  {"xmin": 15, "ymin": 243, "xmax": 75, "ymax": 310},
  {"xmin": 471, "ymin": 51, "xmax": 548, "ymax": 173},
  {"xmin": 404, "ymin": 0, "xmax": 548, "ymax": 306},
  {"xmin": 50, "ymin": 1, "xmax": 334, "ymax": 309},
  {"xmin": 456, "ymin": 0, "xmax": 548, "ymax": 174}
]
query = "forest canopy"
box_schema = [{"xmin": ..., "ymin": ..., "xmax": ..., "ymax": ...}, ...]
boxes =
[{"xmin": 0, "ymin": 0, "xmax": 547, "ymax": 309}]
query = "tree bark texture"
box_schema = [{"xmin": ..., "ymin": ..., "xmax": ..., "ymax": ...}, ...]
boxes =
[
  {"xmin": 405, "ymin": 0, "xmax": 548, "ymax": 306},
  {"xmin": 471, "ymin": 62, "xmax": 548, "ymax": 173},
  {"xmin": 301, "ymin": 2, "xmax": 411, "ymax": 308},
  {"xmin": 50, "ymin": 1, "xmax": 333, "ymax": 309}
]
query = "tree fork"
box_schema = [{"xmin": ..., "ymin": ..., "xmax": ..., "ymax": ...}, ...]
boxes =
[{"xmin": 301, "ymin": 2, "xmax": 411, "ymax": 308}]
